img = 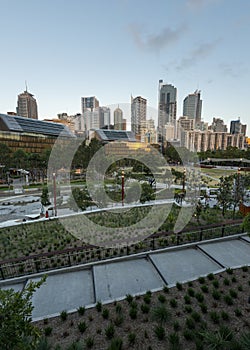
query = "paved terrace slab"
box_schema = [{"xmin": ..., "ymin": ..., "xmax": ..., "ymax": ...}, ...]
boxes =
[
  {"xmin": 198, "ymin": 239, "xmax": 250, "ymax": 268},
  {"xmin": 93, "ymin": 257, "xmax": 165, "ymax": 302},
  {"xmin": 149, "ymin": 247, "xmax": 221, "ymax": 285},
  {"xmin": 30, "ymin": 270, "xmax": 94, "ymax": 319},
  {"xmin": 0, "ymin": 234, "xmax": 249, "ymax": 321}
]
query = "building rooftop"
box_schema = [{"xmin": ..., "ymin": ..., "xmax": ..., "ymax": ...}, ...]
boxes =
[
  {"xmin": 95, "ymin": 129, "xmax": 136, "ymax": 142},
  {"xmin": 0, "ymin": 113, "xmax": 75, "ymax": 138}
]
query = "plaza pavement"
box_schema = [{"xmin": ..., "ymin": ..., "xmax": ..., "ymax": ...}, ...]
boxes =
[{"xmin": 0, "ymin": 233, "xmax": 249, "ymax": 321}]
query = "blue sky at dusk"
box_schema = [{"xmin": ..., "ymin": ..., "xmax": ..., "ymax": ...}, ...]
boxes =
[{"xmin": 0, "ymin": 0, "xmax": 249, "ymax": 134}]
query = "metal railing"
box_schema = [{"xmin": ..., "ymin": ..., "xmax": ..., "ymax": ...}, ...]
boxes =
[{"xmin": 0, "ymin": 220, "xmax": 244, "ymax": 280}]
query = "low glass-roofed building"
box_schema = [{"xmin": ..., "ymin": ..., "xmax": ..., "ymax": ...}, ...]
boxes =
[{"xmin": 0, "ymin": 113, "xmax": 75, "ymax": 154}]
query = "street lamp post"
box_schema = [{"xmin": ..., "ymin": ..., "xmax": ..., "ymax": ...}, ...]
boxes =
[
  {"xmin": 121, "ymin": 170, "xmax": 124, "ymax": 206},
  {"xmin": 182, "ymin": 168, "xmax": 186, "ymax": 193},
  {"xmin": 53, "ymin": 173, "xmax": 57, "ymax": 217}
]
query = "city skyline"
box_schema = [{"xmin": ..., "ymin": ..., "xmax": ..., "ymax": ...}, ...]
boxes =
[{"xmin": 0, "ymin": 0, "xmax": 249, "ymax": 134}]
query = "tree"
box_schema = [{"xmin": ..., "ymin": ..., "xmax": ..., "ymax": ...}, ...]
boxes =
[
  {"xmin": 68, "ymin": 187, "xmax": 92, "ymax": 211},
  {"xmin": 40, "ymin": 186, "xmax": 51, "ymax": 206},
  {"xmin": 217, "ymin": 176, "xmax": 233, "ymax": 217},
  {"xmin": 242, "ymin": 213, "xmax": 250, "ymax": 234},
  {"xmin": 0, "ymin": 276, "xmax": 46, "ymax": 350},
  {"xmin": 140, "ymin": 182, "xmax": 155, "ymax": 203}
]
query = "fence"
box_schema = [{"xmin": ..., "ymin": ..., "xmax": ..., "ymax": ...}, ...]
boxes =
[{"xmin": 0, "ymin": 220, "xmax": 244, "ymax": 280}]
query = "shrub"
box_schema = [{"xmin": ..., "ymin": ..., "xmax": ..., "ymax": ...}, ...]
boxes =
[
  {"xmin": 173, "ymin": 320, "xmax": 181, "ymax": 332},
  {"xmin": 212, "ymin": 280, "xmax": 219, "ymax": 288},
  {"xmin": 176, "ymin": 282, "xmax": 183, "ymax": 291},
  {"xmin": 183, "ymin": 329, "xmax": 195, "ymax": 341},
  {"xmin": 226, "ymin": 268, "xmax": 233, "ymax": 275},
  {"xmin": 163, "ymin": 286, "xmax": 169, "ymax": 293},
  {"xmin": 44, "ymin": 326, "xmax": 53, "ymax": 336},
  {"xmin": 212, "ymin": 289, "xmax": 221, "ymax": 300},
  {"xmin": 115, "ymin": 304, "xmax": 122, "ymax": 314},
  {"xmin": 158, "ymin": 294, "xmax": 166, "ymax": 303},
  {"xmin": 168, "ymin": 332, "xmax": 181, "ymax": 348},
  {"xmin": 186, "ymin": 317, "xmax": 196, "ymax": 330},
  {"xmin": 77, "ymin": 306, "xmax": 85, "ymax": 316},
  {"xmin": 198, "ymin": 276, "xmax": 205, "ymax": 284},
  {"xmin": 224, "ymin": 295, "xmax": 233, "ymax": 305},
  {"xmin": 229, "ymin": 289, "xmax": 238, "ymax": 299},
  {"xmin": 232, "ymin": 276, "xmax": 237, "ymax": 283},
  {"xmin": 207, "ymin": 273, "xmax": 215, "ymax": 280},
  {"xmin": 234, "ymin": 308, "xmax": 242, "ymax": 317},
  {"xmin": 220, "ymin": 310, "xmax": 229, "ymax": 320},
  {"xmin": 129, "ymin": 307, "xmax": 137, "ymax": 319},
  {"xmin": 143, "ymin": 294, "xmax": 151, "ymax": 304},
  {"xmin": 102, "ymin": 308, "xmax": 109, "ymax": 319},
  {"xmin": 96, "ymin": 301, "xmax": 102, "ymax": 312},
  {"xmin": 187, "ymin": 288, "xmax": 195, "ymax": 297},
  {"xmin": 85, "ymin": 336, "xmax": 94, "ymax": 348},
  {"xmin": 154, "ymin": 325, "xmax": 165, "ymax": 340},
  {"xmin": 184, "ymin": 305, "xmax": 193, "ymax": 313},
  {"xmin": 210, "ymin": 311, "xmax": 220, "ymax": 324},
  {"xmin": 114, "ymin": 315, "xmax": 124, "ymax": 327},
  {"xmin": 200, "ymin": 285, "xmax": 209, "ymax": 293},
  {"xmin": 105, "ymin": 324, "xmax": 115, "ymax": 339},
  {"xmin": 199, "ymin": 303, "xmax": 207, "ymax": 314},
  {"xmin": 126, "ymin": 294, "xmax": 133, "ymax": 304},
  {"xmin": 60, "ymin": 310, "xmax": 68, "ymax": 321},
  {"xmin": 128, "ymin": 332, "xmax": 136, "ymax": 345},
  {"xmin": 170, "ymin": 298, "xmax": 178, "ymax": 308},
  {"xmin": 195, "ymin": 293, "xmax": 204, "ymax": 303},
  {"xmin": 78, "ymin": 321, "xmax": 87, "ymax": 333},
  {"xmin": 191, "ymin": 311, "xmax": 201, "ymax": 322},
  {"xmin": 238, "ymin": 285, "xmax": 243, "ymax": 292},
  {"xmin": 152, "ymin": 305, "xmax": 171, "ymax": 324},
  {"xmin": 141, "ymin": 303, "xmax": 150, "ymax": 314},
  {"xmin": 184, "ymin": 295, "xmax": 191, "ymax": 304},
  {"xmin": 223, "ymin": 278, "xmax": 230, "ymax": 286},
  {"xmin": 107, "ymin": 338, "xmax": 123, "ymax": 350},
  {"xmin": 242, "ymin": 266, "xmax": 248, "ymax": 272}
]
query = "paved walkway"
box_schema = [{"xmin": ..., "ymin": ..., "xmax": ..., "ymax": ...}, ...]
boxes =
[{"xmin": 0, "ymin": 233, "xmax": 250, "ymax": 321}]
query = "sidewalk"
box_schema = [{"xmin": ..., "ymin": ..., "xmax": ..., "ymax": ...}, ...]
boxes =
[{"xmin": 0, "ymin": 233, "xmax": 249, "ymax": 321}]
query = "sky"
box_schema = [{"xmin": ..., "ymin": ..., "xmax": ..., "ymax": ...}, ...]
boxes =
[{"xmin": 0, "ymin": 0, "xmax": 250, "ymax": 134}]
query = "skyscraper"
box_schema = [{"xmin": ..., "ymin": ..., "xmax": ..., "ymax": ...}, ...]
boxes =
[
  {"xmin": 81, "ymin": 96, "xmax": 100, "ymax": 132},
  {"xmin": 81, "ymin": 96, "xmax": 99, "ymax": 113},
  {"xmin": 131, "ymin": 95, "xmax": 147, "ymax": 138},
  {"xmin": 183, "ymin": 90, "xmax": 202, "ymax": 125},
  {"xmin": 230, "ymin": 119, "xmax": 247, "ymax": 136},
  {"xmin": 16, "ymin": 89, "xmax": 38, "ymax": 119},
  {"xmin": 158, "ymin": 80, "xmax": 177, "ymax": 129},
  {"xmin": 114, "ymin": 106, "xmax": 123, "ymax": 130}
]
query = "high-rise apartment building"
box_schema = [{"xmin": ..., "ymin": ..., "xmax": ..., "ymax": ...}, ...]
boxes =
[
  {"xmin": 131, "ymin": 95, "xmax": 147, "ymax": 138},
  {"xmin": 209, "ymin": 118, "xmax": 228, "ymax": 132},
  {"xmin": 183, "ymin": 90, "xmax": 202, "ymax": 125},
  {"xmin": 101, "ymin": 107, "xmax": 111, "ymax": 129},
  {"xmin": 114, "ymin": 107, "xmax": 123, "ymax": 130},
  {"xmin": 81, "ymin": 96, "xmax": 103, "ymax": 133},
  {"xmin": 158, "ymin": 80, "xmax": 177, "ymax": 129},
  {"xmin": 230, "ymin": 119, "xmax": 247, "ymax": 136},
  {"xmin": 16, "ymin": 90, "xmax": 38, "ymax": 119},
  {"xmin": 81, "ymin": 96, "xmax": 99, "ymax": 113}
]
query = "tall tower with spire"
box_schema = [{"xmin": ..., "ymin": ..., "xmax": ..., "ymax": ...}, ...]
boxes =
[{"xmin": 16, "ymin": 85, "xmax": 38, "ymax": 119}]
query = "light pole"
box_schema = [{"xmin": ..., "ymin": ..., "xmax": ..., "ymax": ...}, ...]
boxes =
[
  {"xmin": 53, "ymin": 173, "xmax": 57, "ymax": 217},
  {"xmin": 121, "ymin": 170, "xmax": 124, "ymax": 206},
  {"xmin": 182, "ymin": 168, "xmax": 186, "ymax": 193}
]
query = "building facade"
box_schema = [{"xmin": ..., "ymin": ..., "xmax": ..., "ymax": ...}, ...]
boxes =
[
  {"xmin": 16, "ymin": 90, "xmax": 38, "ymax": 119},
  {"xmin": 230, "ymin": 119, "xmax": 247, "ymax": 136},
  {"xmin": 183, "ymin": 90, "xmax": 202, "ymax": 125},
  {"xmin": 131, "ymin": 96, "xmax": 147, "ymax": 139},
  {"xmin": 114, "ymin": 107, "xmax": 123, "ymax": 130},
  {"xmin": 158, "ymin": 80, "xmax": 177, "ymax": 129}
]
